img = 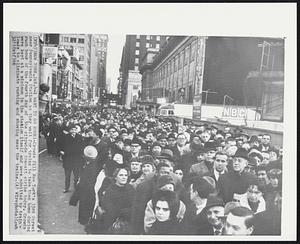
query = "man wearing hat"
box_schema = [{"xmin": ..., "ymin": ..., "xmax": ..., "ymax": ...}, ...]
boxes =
[
  {"xmin": 129, "ymin": 137, "xmax": 143, "ymax": 161},
  {"xmin": 60, "ymin": 124, "xmax": 85, "ymax": 193},
  {"xmin": 217, "ymin": 148, "xmax": 257, "ymax": 203},
  {"xmin": 200, "ymin": 196, "xmax": 225, "ymax": 235}
]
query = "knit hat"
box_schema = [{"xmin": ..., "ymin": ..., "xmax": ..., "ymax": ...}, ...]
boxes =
[
  {"xmin": 84, "ymin": 146, "xmax": 98, "ymax": 159},
  {"xmin": 157, "ymin": 175, "xmax": 176, "ymax": 189}
]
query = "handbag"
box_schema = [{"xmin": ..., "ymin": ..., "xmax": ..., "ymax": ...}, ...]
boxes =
[
  {"xmin": 107, "ymin": 217, "xmax": 131, "ymax": 234},
  {"xmin": 85, "ymin": 206, "xmax": 106, "ymax": 234},
  {"xmin": 69, "ymin": 188, "xmax": 80, "ymax": 206}
]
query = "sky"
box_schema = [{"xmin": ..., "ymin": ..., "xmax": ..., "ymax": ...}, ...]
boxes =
[{"xmin": 106, "ymin": 34, "xmax": 126, "ymax": 93}]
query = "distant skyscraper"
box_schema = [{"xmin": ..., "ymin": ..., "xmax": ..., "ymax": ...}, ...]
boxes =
[{"xmin": 119, "ymin": 35, "xmax": 168, "ymax": 107}]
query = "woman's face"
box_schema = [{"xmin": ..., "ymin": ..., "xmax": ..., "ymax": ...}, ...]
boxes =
[
  {"xmin": 247, "ymin": 185, "xmax": 263, "ymax": 203},
  {"xmin": 155, "ymin": 200, "xmax": 171, "ymax": 222},
  {"xmin": 174, "ymin": 169, "xmax": 183, "ymax": 181},
  {"xmin": 142, "ymin": 163, "xmax": 154, "ymax": 175},
  {"xmin": 115, "ymin": 169, "xmax": 128, "ymax": 186}
]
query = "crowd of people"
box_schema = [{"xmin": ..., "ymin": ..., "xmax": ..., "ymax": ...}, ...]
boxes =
[{"xmin": 40, "ymin": 105, "xmax": 282, "ymax": 236}]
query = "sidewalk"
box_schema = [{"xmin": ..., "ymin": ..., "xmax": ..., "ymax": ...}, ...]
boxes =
[{"xmin": 38, "ymin": 138, "xmax": 85, "ymax": 234}]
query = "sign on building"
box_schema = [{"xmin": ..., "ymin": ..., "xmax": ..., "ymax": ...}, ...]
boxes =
[
  {"xmin": 42, "ymin": 46, "xmax": 58, "ymax": 65},
  {"xmin": 222, "ymin": 106, "xmax": 247, "ymax": 118}
]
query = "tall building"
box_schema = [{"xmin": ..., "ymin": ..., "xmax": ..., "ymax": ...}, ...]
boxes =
[
  {"xmin": 94, "ymin": 34, "xmax": 108, "ymax": 94},
  {"xmin": 119, "ymin": 35, "xmax": 168, "ymax": 108},
  {"xmin": 59, "ymin": 34, "xmax": 92, "ymax": 100},
  {"xmin": 139, "ymin": 36, "xmax": 284, "ymax": 121}
]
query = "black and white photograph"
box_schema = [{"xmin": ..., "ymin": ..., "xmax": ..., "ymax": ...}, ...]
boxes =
[{"xmin": 3, "ymin": 3, "xmax": 297, "ymax": 241}]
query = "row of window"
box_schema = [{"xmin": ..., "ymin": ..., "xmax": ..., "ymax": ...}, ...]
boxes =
[
  {"xmin": 63, "ymin": 37, "xmax": 85, "ymax": 44},
  {"xmin": 136, "ymin": 35, "xmax": 161, "ymax": 41},
  {"xmin": 153, "ymin": 40, "xmax": 197, "ymax": 84}
]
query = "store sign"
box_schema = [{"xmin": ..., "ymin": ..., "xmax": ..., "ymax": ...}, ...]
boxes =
[
  {"xmin": 222, "ymin": 106, "xmax": 247, "ymax": 118},
  {"xmin": 43, "ymin": 46, "xmax": 58, "ymax": 59}
]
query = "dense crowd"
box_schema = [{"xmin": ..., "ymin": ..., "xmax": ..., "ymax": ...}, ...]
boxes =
[{"xmin": 40, "ymin": 106, "xmax": 282, "ymax": 235}]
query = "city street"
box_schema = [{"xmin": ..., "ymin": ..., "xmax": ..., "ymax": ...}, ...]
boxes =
[{"xmin": 38, "ymin": 137, "xmax": 85, "ymax": 234}]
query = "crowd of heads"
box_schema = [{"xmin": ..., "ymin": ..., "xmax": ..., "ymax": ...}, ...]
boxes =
[{"xmin": 41, "ymin": 105, "xmax": 283, "ymax": 235}]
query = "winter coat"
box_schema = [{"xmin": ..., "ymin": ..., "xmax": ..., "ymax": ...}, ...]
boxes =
[
  {"xmin": 61, "ymin": 134, "xmax": 85, "ymax": 169},
  {"xmin": 148, "ymin": 218, "xmax": 183, "ymax": 235},
  {"xmin": 101, "ymin": 183, "xmax": 135, "ymax": 232},
  {"xmin": 217, "ymin": 170, "xmax": 257, "ymax": 203},
  {"xmin": 77, "ymin": 160, "xmax": 99, "ymax": 225},
  {"xmin": 130, "ymin": 172, "xmax": 187, "ymax": 234}
]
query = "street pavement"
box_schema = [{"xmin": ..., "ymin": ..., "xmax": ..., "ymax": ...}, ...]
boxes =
[{"xmin": 38, "ymin": 137, "xmax": 85, "ymax": 234}]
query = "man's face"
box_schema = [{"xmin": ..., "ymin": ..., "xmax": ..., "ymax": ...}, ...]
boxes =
[
  {"xmin": 174, "ymin": 169, "xmax": 183, "ymax": 181},
  {"xmin": 214, "ymin": 154, "xmax": 228, "ymax": 172},
  {"xmin": 201, "ymin": 133, "xmax": 210, "ymax": 143},
  {"xmin": 152, "ymin": 146, "xmax": 162, "ymax": 155},
  {"xmin": 130, "ymin": 161, "xmax": 141, "ymax": 173},
  {"xmin": 168, "ymin": 138, "xmax": 176, "ymax": 147},
  {"xmin": 196, "ymin": 153, "xmax": 205, "ymax": 162},
  {"xmin": 207, "ymin": 206, "xmax": 225, "ymax": 228},
  {"xmin": 247, "ymin": 185, "xmax": 263, "ymax": 203},
  {"xmin": 177, "ymin": 135, "xmax": 186, "ymax": 147},
  {"xmin": 109, "ymin": 128, "xmax": 116, "ymax": 138},
  {"xmin": 131, "ymin": 144, "xmax": 141, "ymax": 154},
  {"xmin": 232, "ymin": 157, "xmax": 248, "ymax": 173},
  {"xmin": 142, "ymin": 163, "xmax": 154, "ymax": 175},
  {"xmin": 225, "ymin": 213, "xmax": 253, "ymax": 235},
  {"xmin": 205, "ymin": 150, "xmax": 216, "ymax": 162},
  {"xmin": 146, "ymin": 133, "xmax": 154, "ymax": 142},
  {"xmin": 262, "ymin": 135, "xmax": 271, "ymax": 146},
  {"xmin": 158, "ymin": 166, "xmax": 172, "ymax": 177},
  {"xmin": 69, "ymin": 128, "xmax": 77, "ymax": 136},
  {"xmin": 257, "ymin": 170, "xmax": 269, "ymax": 185},
  {"xmin": 159, "ymin": 138, "xmax": 168, "ymax": 148}
]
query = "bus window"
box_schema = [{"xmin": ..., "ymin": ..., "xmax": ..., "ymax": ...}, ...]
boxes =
[{"xmin": 168, "ymin": 110, "xmax": 174, "ymax": 115}]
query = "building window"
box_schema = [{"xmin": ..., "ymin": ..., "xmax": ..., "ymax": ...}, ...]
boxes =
[
  {"xmin": 156, "ymin": 43, "xmax": 160, "ymax": 49},
  {"xmin": 70, "ymin": 38, "xmax": 76, "ymax": 43},
  {"xmin": 146, "ymin": 35, "xmax": 150, "ymax": 40},
  {"xmin": 135, "ymin": 49, "xmax": 139, "ymax": 55},
  {"xmin": 64, "ymin": 37, "xmax": 69, "ymax": 42},
  {"xmin": 185, "ymin": 46, "xmax": 190, "ymax": 65},
  {"xmin": 146, "ymin": 43, "xmax": 150, "ymax": 48},
  {"xmin": 135, "ymin": 58, "xmax": 139, "ymax": 64},
  {"xmin": 136, "ymin": 35, "xmax": 140, "ymax": 40},
  {"xmin": 190, "ymin": 41, "xmax": 195, "ymax": 61},
  {"xmin": 157, "ymin": 36, "xmax": 160, "ymax": 41},
  {"xmin": 136, "ymin": 42, "xmax": 140, "ymax": 47},
  {"xmin": 79, "ymin": 55, "xmax": 84, "ymax": 61},
  {"xmin": 78, "ymin": 38, "xmax": 84, "ymax": 44}
]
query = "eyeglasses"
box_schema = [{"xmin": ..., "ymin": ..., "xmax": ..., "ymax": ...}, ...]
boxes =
[{"xmin": 215, "ymin": 159, "xmax": 227, "ymax": 163}]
